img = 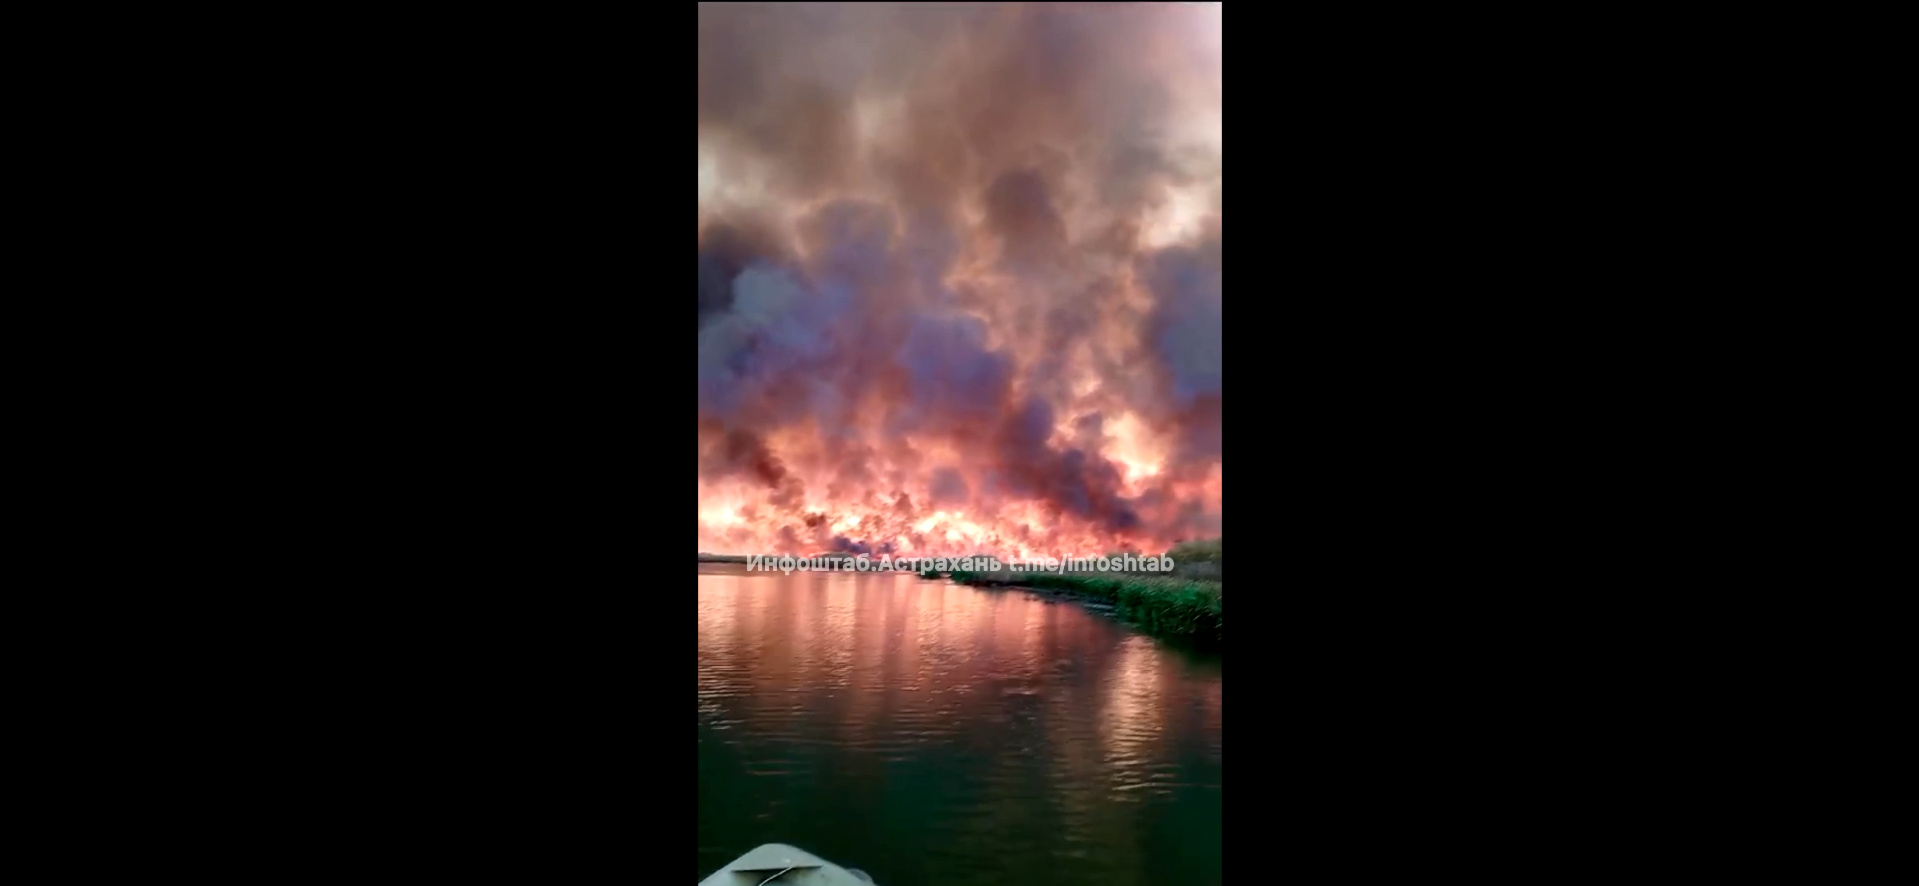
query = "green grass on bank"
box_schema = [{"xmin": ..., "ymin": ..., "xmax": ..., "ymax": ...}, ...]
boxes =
[
  {"xmin": 1166, "ymin": 538, "xmax": 1222, "ymax": 580},
  {"xmin": 944, "ymin": 537, "xmax": 1223, "ymax": 646},
  {"xmin": 700, "ymin": 538, "xmax": 1224, "ymax": 647},
  {"xmin": 949, "ymin": 570, "xmax": 1222, "ymax": 648}
]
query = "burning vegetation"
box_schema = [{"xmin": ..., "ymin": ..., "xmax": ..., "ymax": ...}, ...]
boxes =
[{"xmin": 699, "ymin": 3, "xmax": 1222, "ymax": 559}]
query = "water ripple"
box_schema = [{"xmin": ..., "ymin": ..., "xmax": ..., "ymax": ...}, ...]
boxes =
[{"xmin": 699, "ymin": 566, "xmax": 1222, "ymax": 886}]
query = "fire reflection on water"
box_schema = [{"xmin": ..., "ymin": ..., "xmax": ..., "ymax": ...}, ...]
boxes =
[{"xmin": 698, "ymin": 565, "xmax": 1222, "ymax": 884}]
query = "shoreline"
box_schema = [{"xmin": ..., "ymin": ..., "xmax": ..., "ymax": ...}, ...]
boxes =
[
  {"xmin": 940, "ymin": 570, "xmax": 1223, "ymax": 651},
  {"xmin": 700, "ymin": 539, "xmax": 1222, "ymax": 650}
]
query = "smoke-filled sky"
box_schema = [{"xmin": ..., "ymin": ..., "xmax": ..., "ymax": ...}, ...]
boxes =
[{"xmin": 699, "ymin": 2, "xmax": 1221, "ymax": 559}]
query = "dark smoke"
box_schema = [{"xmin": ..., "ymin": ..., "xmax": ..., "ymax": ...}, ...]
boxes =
[{"xmin": 699, "ymin": 2, "xmax": 1221, "ymax": 555}]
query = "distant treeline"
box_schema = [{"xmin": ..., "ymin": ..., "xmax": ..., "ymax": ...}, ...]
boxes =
[{"xmin": 698, "ymin": 537, "xmax": 1220, "ymax": 579}]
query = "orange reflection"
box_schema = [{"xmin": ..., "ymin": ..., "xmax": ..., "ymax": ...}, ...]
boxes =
[{"xmin": 1099, "ymin": 634, "xmax": 1166, "ymax": 795}]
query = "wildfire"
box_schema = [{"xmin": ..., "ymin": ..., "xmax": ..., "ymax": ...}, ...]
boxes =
[{"xmin": 698, "ymin": 3, "xmax": 1221, "ymax": 558}]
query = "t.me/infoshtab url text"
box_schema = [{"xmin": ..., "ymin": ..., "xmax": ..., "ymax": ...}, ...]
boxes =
[{"xmin": 744, "ymin": 553, "xmax": 1176, "ymax": 576}]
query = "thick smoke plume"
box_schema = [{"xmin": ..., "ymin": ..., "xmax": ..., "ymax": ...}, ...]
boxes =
[{"xmin": 699, "ymin": 2, "xmax": 1221, "ymax": 558}]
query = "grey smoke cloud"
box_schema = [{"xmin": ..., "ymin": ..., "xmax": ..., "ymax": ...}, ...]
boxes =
[{"xmin": 698, "ymin": 2, "xmax": 1221, "ymax": 556}]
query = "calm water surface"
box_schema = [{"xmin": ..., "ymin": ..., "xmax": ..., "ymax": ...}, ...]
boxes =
[{"xmin": 698, "ymin": 565, "xmax": 1222, "ymax": 886}]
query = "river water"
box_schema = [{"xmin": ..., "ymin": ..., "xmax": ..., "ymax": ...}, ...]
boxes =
[{"xmin": 698, "ymin": 564, "xmax": 1222, "ymax": 886}]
